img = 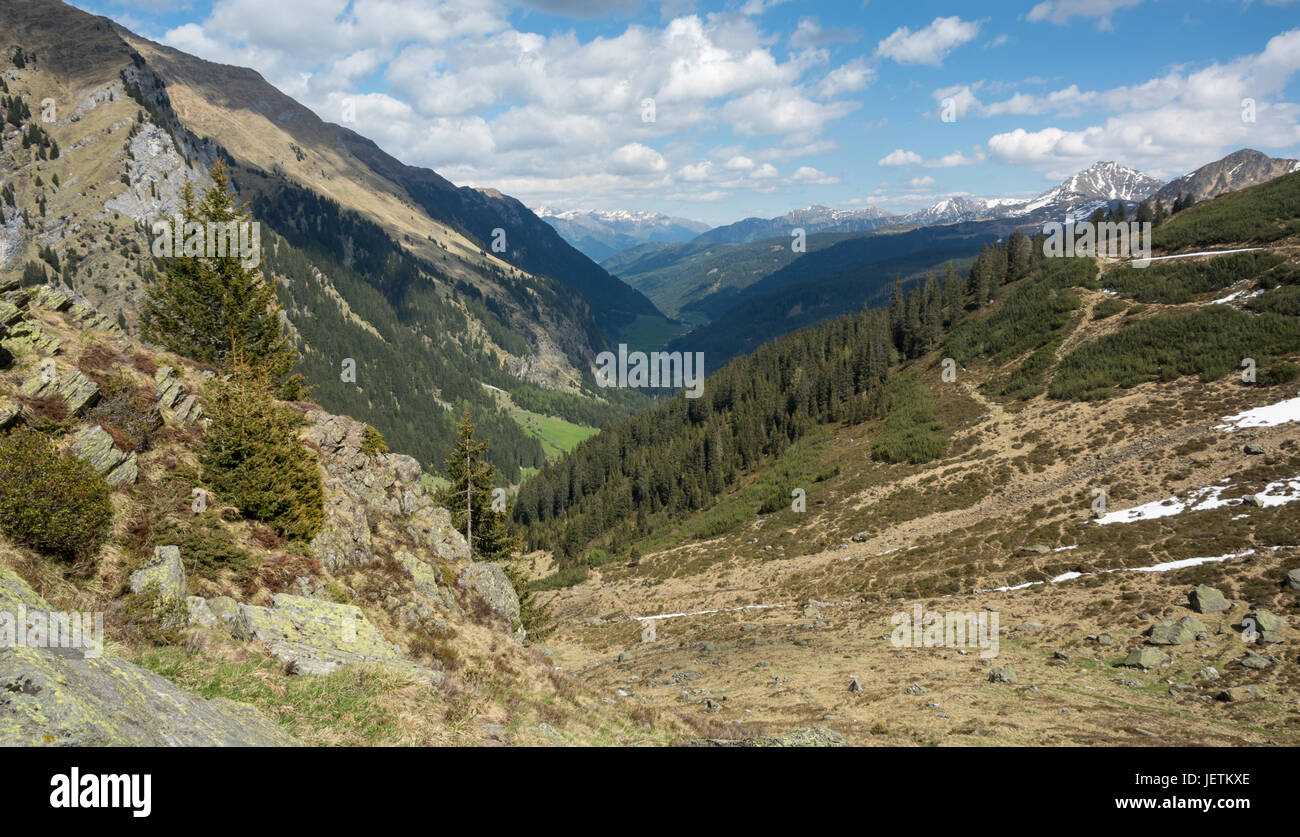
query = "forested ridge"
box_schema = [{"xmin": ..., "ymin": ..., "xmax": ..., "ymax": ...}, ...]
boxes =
[{"xmin": 514, "ymin": 233, "xmax": 1040, "ymax": 566}]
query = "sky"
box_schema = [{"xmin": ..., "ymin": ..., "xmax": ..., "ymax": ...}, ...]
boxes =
[{"xmin": 70, "ymin": 0, "xmax": 1300, "ymax": 226}]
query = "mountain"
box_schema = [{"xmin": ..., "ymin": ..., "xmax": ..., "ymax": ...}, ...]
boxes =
[
  {"xmin": 693, "ymin": 204, "xmax": 896, "ymax": 244},
  {"xmin": 0, "ymin": 0, "xmax": 673, "ymax": 477},
  {"xmin": 539, "ymin": 208, "xmax": 709, "ymax": 262},
  {"xmin": 1151, "ymin": 148, "xmax": 1300, "ymax": 206},
  {"xmin": 901, "ymin": 161, "xmax": 1164, "ymax": 227}
]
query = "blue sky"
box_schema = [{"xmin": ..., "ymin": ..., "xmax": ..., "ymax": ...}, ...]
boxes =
[{"xmin": 72, "ymin": 0, "xmax": 1300, "ymax": 225}]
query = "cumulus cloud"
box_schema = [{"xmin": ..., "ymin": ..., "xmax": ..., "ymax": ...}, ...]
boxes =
[
  {"xmin": 876, "ymin": 16, "xmax": 980, "ymax": 67},
  {"xmin": 878, "ymin": 148, "xmax": 923, "ymax": 166},
  {"xmin": 790, "ymin": 165, "xmax": 839, "ymax": 184},
  {"xmin": 610, "ymin": 143, "xmax": 668, "ymax": 173}
]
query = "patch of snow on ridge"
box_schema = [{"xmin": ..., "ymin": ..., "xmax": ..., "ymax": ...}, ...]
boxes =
[
  {"xmin": 976, "ymin": 550, "xmax": 1256, "ymax": 594},
  {"xmin": 1214, "ymin": 395, "xmax": 1300, "ymax": 430},
  {"xmin": 1092, "ymin": 483, "xmax": 1237, "ymax": 525}
]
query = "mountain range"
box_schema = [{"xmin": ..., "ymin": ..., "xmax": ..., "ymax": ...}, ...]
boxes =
[{"xmin": 537, "ymin": 208, "xmax": 710, "ymax": 263}]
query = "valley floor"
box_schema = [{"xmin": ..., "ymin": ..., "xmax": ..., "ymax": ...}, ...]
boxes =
[{"xmin": 538, "ymin": 335, "xmax": 1300, "ymax": 746}]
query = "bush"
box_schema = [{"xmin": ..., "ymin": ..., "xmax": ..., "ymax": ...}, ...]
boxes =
[
  {"xmin": 1049, "ymin": 307, "xmax": 1300, "ymax": 400},
  {"xmin": 0, "ymin": 427, "xmax": 113, "ymax": 560},
  {"xmin": 1258, "ymin": 362, "xmax": 1300, "ymax": 387},
  {"xmin": 1102, "ymin": 251, "xmax": 1284, "ymax": 303},
  {"xmin": 872, "ymin": 375, "xmax": 947, "ymax": 464},
  {"xmin": 1092, "ymin": 297, "xmax": 1128, "ymax": 319},
  {"xmin": 361, "ymin": 424, "xmax": 388, "ymax": 455}
]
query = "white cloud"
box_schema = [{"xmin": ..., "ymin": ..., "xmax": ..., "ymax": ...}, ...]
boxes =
[
  {"xmin": 980, "ymin": 29, "xmax": 1300, "ymax": 176},
  {"xmin": 679, "ymin": 161, "xmax": 713, "ymax": 180},
  {"xmin": 1027, "ymin": 0, "xmax": 1143, "ymax": 31},
  {"xmin": 924, "ymin": 150, "xmax": 982, "ymax": 168},
  {"xmin": 813, "ymin": 58, "xmax": 875, "ymax": 99},
  {"xmin": 720, "ymin": 88, "xmax": 859, "ymax": 139},
  {"xmin": 878, "ymin": 148, "xmax": 923, "ymax": 166},
  {"xmin": 790, "ymin": 16, "xmax": 857, "ymax": 49},
  {"xmin": 150, "ymin": 3, "xmax": 872, "ymax": 207},
  {"xmin": 790, "ymin": 165, "xmax": 838, "ymax": 184},
  {"xmin": 876, "ymin": 16, "xmax": 980, "ymax": 67},
  {"xmin": 611, "ymin": 143, "xmax": 668, "ymax": 173}
]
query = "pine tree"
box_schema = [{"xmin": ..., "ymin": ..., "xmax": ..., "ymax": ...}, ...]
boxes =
[{"xmin": 142, "ymin": 161, "xmax": 299, "ymax": 388}]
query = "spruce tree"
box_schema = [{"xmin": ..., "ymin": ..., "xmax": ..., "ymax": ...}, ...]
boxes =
[
  {"xmin": 438, "ymin": 410, "xmax": 551, "ymax": 640},
  {"xmin": 142, "ymin": 161, "xmax": 298, "ymax": 387},
  {"xmin": 199, "ymin": 358, "xmax": 325, "ymax": 542}
]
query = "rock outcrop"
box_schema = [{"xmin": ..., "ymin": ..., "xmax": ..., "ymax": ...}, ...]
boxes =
[
  {"xmin": 69, "ymin": 424, "xmax": 138, "ymax": 486},
  {"xmin": 0, "ymin": 566, "xmax": 294, "ymax": 746},
  {"xmin": 226, "ymin": 593, "xmax": 442, "ymax": 683},
  {"xmin": 305, "ymin": 410, "xmax": 468, "ymax": 571},
  {"xmin": 458, "ymin": 561, "xmax": 522, "ymax": 637}
]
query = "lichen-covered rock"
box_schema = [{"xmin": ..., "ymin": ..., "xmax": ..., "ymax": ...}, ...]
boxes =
[
  {"xmin": 458, "ymin": 561, "xmax": 522, "ymax": 638},
  {"xmin": 1188, "ymin": 585, "xmax": 1231, "ymax": 613},
  {"xmin": 69, "ymin": 424, "xmax": 127, "ymax": 478},
  {"xmin": 0, "ymin": 565, "xmax": 293, "ymax": 746},
  {"xmin": 1, "ymin": 320, "xmax": 61, "ymax": 356},
  {"xmin": 395, "ymin": 551, "xmax": 460, "ymax": 615},
  {"xmin": 23, "ymin": 369, "xmax": 100, "ymax": 416},
  {"xmin": 105, "ymin": 453, "xmax": 138, "ymax": 486},
  {"xmin": 31, "ymin": 285, "xmax": 71, "ymax": 312},
  {"xmin": 206, "ymin": 596, "xmax": 242, "ymax": 634},
  {"xmin": 0, "ymin": 299, "xmax": 22, "ymax": 327},
  {"xmin": 234, "ymin": 593, "xmax": 440, "ymax": 683},
  {"xmin": 0, "ymin": 397, "xmax": 19, "ymax": 430},
  {"xmin": 1245, "ymin": 610, "xmax": 1286, "ymax": 633},
  {"xmin": 186, "ymin": 596, "xmax": 219, "ymax": 629},
  {"xmin": 1148, "ymin": 615, "xmax": 1206, "ymax": 645},
  {"xmin": 130, "ymin": 545, "xmax": 186, "ymax": 604},
  {"xmin": 154, "ymin": 366, "xmax": 185, "ymax": 410},
  {"xmin": 1122, "ymin": 647, "xmax": 1169, "ymax": 668}
]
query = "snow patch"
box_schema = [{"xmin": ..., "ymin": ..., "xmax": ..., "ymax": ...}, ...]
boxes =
[{"xmin": 1214, "ymin": 395, "xmax": 1300, "ymax": 431}]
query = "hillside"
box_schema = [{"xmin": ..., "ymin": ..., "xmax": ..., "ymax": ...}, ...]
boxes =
[
  {"xmin": 0, "ymin": 0, "xmax": 665, "ymax": 480},
  {"xmin": 517, "ymin": 173, "xmax": 1300, "ymax": 744},
  {"xmin": 0, "ymin": 273, "xmax": 706, "ymax": 745}
]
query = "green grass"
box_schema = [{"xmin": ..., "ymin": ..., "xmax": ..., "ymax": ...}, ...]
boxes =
[
  {"xmin": 132, "ymin": 647, "xmax": 425, "ymax": 745},
  {"xmin": 509, "ymin": 406, "xmax": 599, "ymax": 461}
]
